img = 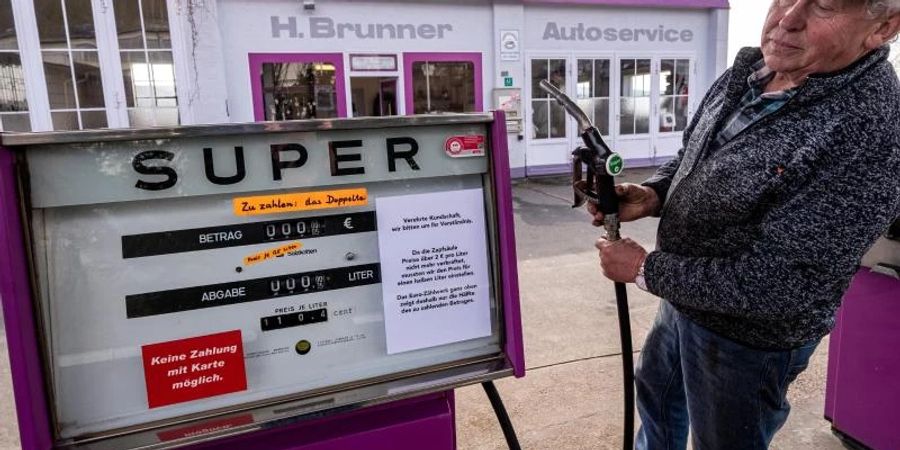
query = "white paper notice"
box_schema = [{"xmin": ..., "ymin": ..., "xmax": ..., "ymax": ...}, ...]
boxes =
[{"xmin": 376, "ymin": 189, "xmax": 492, "ymax": 354}]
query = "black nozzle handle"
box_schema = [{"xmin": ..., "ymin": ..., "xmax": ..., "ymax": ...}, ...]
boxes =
[
  {"xmin": 579, "ymin": 128, "xmax": 622, "ymax": 217},
  {"xmin": 596, "ymin": 173, "xmax": 619, "ymax": 217}
]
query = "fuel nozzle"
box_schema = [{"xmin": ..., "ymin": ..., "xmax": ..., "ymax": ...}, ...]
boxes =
[{"xmin": 538, "ymin": 80, "xmax": 624, "ymax": 240}]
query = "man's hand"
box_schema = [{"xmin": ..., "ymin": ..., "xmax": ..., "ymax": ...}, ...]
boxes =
[
  {"xmin": 595, "ymin": 237, "xmax": 647, "ymax": 283},
  {"xmin": 587, "ymin": 183, "xmax": 661, "ymax": 226}
]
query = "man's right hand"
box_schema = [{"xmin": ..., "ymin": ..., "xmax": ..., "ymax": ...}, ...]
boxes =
[{"xmin": 587, "ymin": 183, "xmax": 661, "ymax": 226}]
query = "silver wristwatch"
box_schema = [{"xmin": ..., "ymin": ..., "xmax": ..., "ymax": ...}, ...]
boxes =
[{"xmin": 635, "ymin": 258, "xmax": 648, "ymax": 291}]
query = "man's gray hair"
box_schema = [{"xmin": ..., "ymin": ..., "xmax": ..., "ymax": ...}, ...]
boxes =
[{"xmin": 865, "ymin": 0, "xmax": 900, "ymax": 17}]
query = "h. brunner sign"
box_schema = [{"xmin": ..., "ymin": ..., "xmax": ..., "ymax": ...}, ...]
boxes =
[{"xmin": 269, "ymin": 16, "xmax": 693, "ymax": 43}]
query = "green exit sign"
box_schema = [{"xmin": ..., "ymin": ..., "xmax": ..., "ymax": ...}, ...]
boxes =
[{"xmin": 503, "ymin": 77, "xmax": 513, "ymax": 87}]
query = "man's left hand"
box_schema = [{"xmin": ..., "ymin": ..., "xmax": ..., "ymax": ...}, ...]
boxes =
[{"xmin": 595, "ymin": 237, "xmax": 648, "ymax": 283}]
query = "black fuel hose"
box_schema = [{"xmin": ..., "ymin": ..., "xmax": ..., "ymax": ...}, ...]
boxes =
[
  {"xmin": 483, "ymin": 380, "xmax": 522, "ymax": 450},
  {"xmin": 483, "ymin": 241, "xmax": 634, "ymax": 450},
  {"xmin": 614, "ymin": 281, "xmax": 635, "ymax": 450}
]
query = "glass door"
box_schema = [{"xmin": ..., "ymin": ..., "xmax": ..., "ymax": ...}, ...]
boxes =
[
  {"xmin": 526, "ymin": 56, "xmax": 568, "ymax": 173},
  {"xmin": 613, "ymin": 56, "xmax": 694, "ymax": 165},
  {"xmin": 526, "ymin": 56, "xmax": 613, "ymax": 175},
  {"xmin": 525, "ymin": 55, "xmax": 693, "ymax": 173},
  {"xmin": 655, "ymin": 57, "xmax": 693, "ymax": 164},
  {"xmin": 572, "ymin": 57, "xmax": 612, "ymax": 151},
  {"xmin": 614, "ymin": 57, "xmax": 653, "ymax": 162}
]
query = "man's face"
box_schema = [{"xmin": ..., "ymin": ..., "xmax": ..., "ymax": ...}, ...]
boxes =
[{"xmin": 761, "ymin": 0, "xmax": 882, "ymax": 76}]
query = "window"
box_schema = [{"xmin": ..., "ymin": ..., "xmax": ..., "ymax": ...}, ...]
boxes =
[
  {"xmin": 36, "ymin": 0, "xmax": 107, "ymax": 130},
  {"xmin": 114, "ymin": 0, "xmax": 178, "ymax": 127},
  {"xmin": 530, "ymin": 58, "xmax": 566, "ymax": 140},
  {"xmin": 261, "ymin": 62, "xmax": 337, "ymax": 120},
  {"xmin": 576, "ymin": 59, "xmax": 610, "ymax": 136},
  {"xmin": 0, "ymin": 1, "xmax": 29, "ymax": 131},
  {"xmin": 350, "ymin": 77, "xmax": 397, "ymax": 117},
  {"xmin": 619, "ymin": 59, "xmax": 651, "ymax": 135},
  {"xmin": 7, "ymin": 0, "xmax": 180, "ymax": 131},
  {"xmin": 659, "ymin": 59, "xmax": 691, "ymax": 133},
  {"xmin": 411, "ymin": 61, "xmax": 475, "ymax": 114}
]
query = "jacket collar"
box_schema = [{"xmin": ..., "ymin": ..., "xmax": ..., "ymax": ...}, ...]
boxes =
[{"xmin": 728, "ymin": 45, "xmax": 890, "ymax": 106}]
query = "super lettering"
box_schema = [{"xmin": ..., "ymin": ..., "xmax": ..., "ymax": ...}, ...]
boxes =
[{"xmin": 132, "ymin": 138, "xmax": 421, "ymax": 191}]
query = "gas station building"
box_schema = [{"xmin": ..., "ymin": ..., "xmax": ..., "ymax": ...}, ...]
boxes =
[
  {"xmin": 1, "ymin": 0, "xmax": 730, "ymax": 176},
  {"xmin": 5, "ymin": 2, "xmax": 900, "ymax": 450}
]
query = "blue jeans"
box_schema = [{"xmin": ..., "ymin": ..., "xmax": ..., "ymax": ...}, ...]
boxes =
[{"xmin": 635, "ymin": 301, "xmax": 819, "ymax": 450}]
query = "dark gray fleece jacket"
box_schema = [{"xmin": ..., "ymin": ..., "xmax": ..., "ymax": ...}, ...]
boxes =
[{"xmin": 642, "ymin": 46, "xmax": 900, "ymax": 350}]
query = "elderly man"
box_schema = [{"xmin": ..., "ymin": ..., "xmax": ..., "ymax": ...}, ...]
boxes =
[{"xmin": 591, "ymin": 0, "xmax": 900, "ymax": 449}]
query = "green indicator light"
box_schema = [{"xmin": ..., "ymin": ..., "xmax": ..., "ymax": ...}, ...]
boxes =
[{"xmin": 606, "ymin": 153, "xmax": 624, "ymax": 176}]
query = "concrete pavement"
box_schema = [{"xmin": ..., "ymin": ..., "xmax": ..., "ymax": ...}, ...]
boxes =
[{"xmin": 0, "ymin": 170, "xmax": 844, "ymax": 449}]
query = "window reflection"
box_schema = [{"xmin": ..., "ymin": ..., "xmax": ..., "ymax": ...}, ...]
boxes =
[
  {"xmin": 38, "ymin": 0, "xmax": 106, "ymax": 130},
  {"xmin": 51, "ymin": 111, "xmax": 78, "ymax": 130},
  {"xmin": 660, "ymin": 58, "xmax": 691, "ymax": 133},
  {"xmin": 35, "ymin": 0, "xmax": 99, "ymax": 49},
  {"xmin": 577, "ymin": 60, "xmax": 592, "ymax": 98},
  {"xmin": 0, "ymin": 1, "xmax": 18, "ymax": 51},
  {"xmin": 41, "ymin": 49, "xmax": 107, "ymax": 127},
  {"xmin": 0, "ymin": 0, "xmax": 30, "ymax": 132},
  {"xmin": 412, "ymin": 61, "xmax": 475, "ymax": 114},
  {"xmin": 531, "ymin": 59, "xmax": 548, "ymax": 99},
  {"xmin": 0, "ymin": 53, "xmax": 26, "ymax": 112},
  {"xmin": 115, "ymin": 0, "xmax": 144, "ymax": 49},
  {"xmin": 115, "ymin": 0, "xmax": 178, "ymax": 127},
  {"xmin": 42, "ymin": 51, "xmax": 77, "ymax": 109},
  {"xmin": 66, "ymin": 0, "xmax": 97, "ymax": 49},
  {"xmin": 0, "ymin": 113, "xmax": 29, "ymax": 131},
  {"xmin": 35, "ymin": 0, "xmax": 67, "ymax": 49},
  {"xmin": 80, "ymin": 110, "xmax": 107, "ymax": 129},
  {"xmin": 620, "ymin": 58, "xmax": 651, "ymax": 135},
  {"xmin": 149, "ymin": 53, "xmax": 176, "ymax": 99},
  {"xmin": 262, "ymin": 62, "xmax": 337, "ymax": 120},
  {"xmin": 550, "ymin": 99, "xmax": 566, "ymax": 138},
  {"xmin": 122, "ymin": 55, "xmax": 176, "ymax": 108},
  {"xmin": 531, "ymin": 58, "xmax": 566, "ymax": 140},
  {"xmin": 576, "ymin": 59, "xmax": 610, "ymax": 136},
  {"xmin": 72, "ymin": 52, "xmax": 104, "ymax": 108},
  {"xmin": 143, "ymin": 0, "xmax": 171, "ymax": 49}
]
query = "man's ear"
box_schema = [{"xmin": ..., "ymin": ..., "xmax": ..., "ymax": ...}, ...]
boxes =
[{"xmin": 864, "ymin": 12, "xmax": 900, "ymax": 50}]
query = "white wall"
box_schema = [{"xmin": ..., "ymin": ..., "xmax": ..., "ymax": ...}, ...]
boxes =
[
  {"xmin": 491, "ymin": 2, "xmax": 526, "ymax": 172},
  {"xmin": 727, "ymin": 0, "xmax": 768, "ymax": 64},
  {"xmin": 168, "ymin": 0, "xmax": 729, "ymax": 172},
  {"xmin": 170, "ymin": 0, "xmax": 230, "ymax": 124},
  {"xmin": 523, "ymin": 5, "xmax": 716, "ymax": 90}
]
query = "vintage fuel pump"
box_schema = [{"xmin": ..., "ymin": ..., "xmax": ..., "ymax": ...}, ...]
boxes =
[
  {"xmin": 539, "ymin": 80, "xmax": 635, "ymax": 450},
  {"xmin": 0, "ymin": 113, "xmax": 524, "ymax": 449},
  {"xmin": 825, "ymin": 221, "xmax": 900, "ymax": 450}
]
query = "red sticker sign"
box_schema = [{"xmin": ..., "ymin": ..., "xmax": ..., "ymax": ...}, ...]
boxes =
[
  {"xmin": 444, "ymin": 135, "xmax": 485, "ymax": 158},
  {"xmin": 141, "ymin": 330, "xmax": 247, "ymax": 408}
]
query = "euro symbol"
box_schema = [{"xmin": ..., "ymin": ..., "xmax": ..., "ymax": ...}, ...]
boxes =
[{"xmin": 344, "ymin": 217, "xmax": 354, "ymax": 229}]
